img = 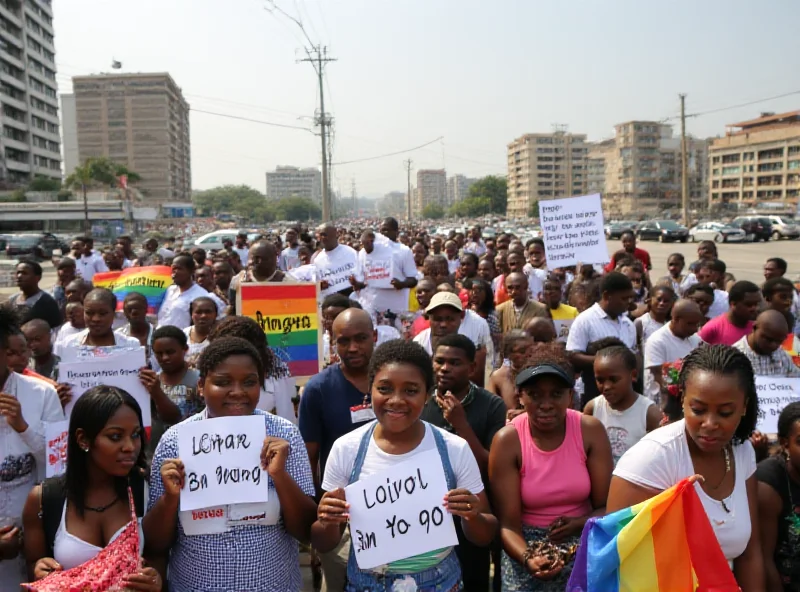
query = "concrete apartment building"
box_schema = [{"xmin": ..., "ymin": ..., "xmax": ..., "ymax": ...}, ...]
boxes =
[
  {"xmin": 265, "ymin": 165, "xmax": 321, "ymax": 203},
  {"xmin": 708, "ymin": 111, "xmax": 800, "ymax": 211},
  {"xmin": 0, "ymin": 0, "xmax": 61, "ymax": 185},
  {"xmin": 446, "ymin": 174, "xmax": 475, "ymax": 206},
  {"xmin": 506, "ymin": 131, "xmax": 588, "ymax": 218},
  {"xmin": 413, "ymin": 169, "xmax": 446, "ymax": 216},
  {"xmin": 70, "ymin": 72, "xmax": 191, "ymax": 205}
]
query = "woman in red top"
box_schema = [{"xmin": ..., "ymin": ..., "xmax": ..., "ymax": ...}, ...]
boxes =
[{"xmin": 604, "ymin": 231, "xmax": 651, "ymax": 273}]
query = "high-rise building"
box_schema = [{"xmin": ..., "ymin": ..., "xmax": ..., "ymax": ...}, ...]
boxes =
[
  {"xmin": 71, "ymin": 72, "xmax": 191, "ymax": 204},
  {"xmin": 0, "ymin": 0, "xmax": 61, "ymax": 185},
  {"xmin": 414, "ymin": 169, "xmax": 446, "ymax": 216},
  {"xmin": 506, "ymin": 131, "xmax": 589, "ymax": 218},
  {"xmin": 61, "ymin": 93, "xmax": 78, "ymax": 175},
  {"xmin": 265, "ymin": 166, "xmax": 322, "ymax": 203},
  {"xmin": 446, "ymin": 174, "xmax": 476, "ymax": 206},
  {"xmin": 709, "ymin": 111, "xmax": 800, "ymax": 211}
]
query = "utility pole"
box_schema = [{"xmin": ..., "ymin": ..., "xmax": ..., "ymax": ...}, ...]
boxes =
[
  {"xmin": 351, "ymin": 178, "xmax": 357, "ymax": 217},
  {"xmin": 680, "ymin": 93, "xmax": 689, "ymax": 226},
  {"xmin": 300, "ymin": 46, "xmax": 336, "ymax": 222},
  {"xmin": 405, "ymin": 159, "xmax": 413, "ymax": 221}
]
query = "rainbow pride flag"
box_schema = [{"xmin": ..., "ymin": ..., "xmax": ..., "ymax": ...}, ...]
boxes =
[
  {"xmin": 567, "ymin": 478, "xmax": 739, "ymax": 592},
  {"xmin": 238, "ymin": 282, "xmax": 321, "ymax": 379},
  {"xmin": 92, "ymin": 265, "xmax": 172, "ymax": 315}
]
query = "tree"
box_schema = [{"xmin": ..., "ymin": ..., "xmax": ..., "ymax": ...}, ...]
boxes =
[
  {"xmin": 271, "ymin": 196, "xmax": 321, "ymax": 221},
  {"xmin": 421, "ymin": 203, "xmax": 445, "ymax": 219},
  {"xmin": 467, "ymin": 176, "xmax": 507, "ymax": 213},
  {"xmin": 65, "ymin": 161, "xmax": 95, "ymax": 234},
  {"xmin": 528, "ymin": 199, "xmax": 540, "ymax": 218},
  {"xmin": 449, "ymin": 196, "xmax": 492, "ymax": 218},
  {"xmin": 27, "ymin": 176, "xmax": 61, "ymax": 192},
  {"xmin": 193, "ymin": 185, "xmax": 266, "ymax": 216}
]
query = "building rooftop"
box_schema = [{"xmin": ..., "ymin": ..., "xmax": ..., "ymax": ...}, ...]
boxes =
[{"xmin": 726, "ymin": 110, "xmax": 800, "ymax": 134}]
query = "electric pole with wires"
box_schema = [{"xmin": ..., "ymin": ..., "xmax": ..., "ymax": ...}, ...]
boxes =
[{"xmin": 405, "ymin": 159, "xmax": 413, "ymax": 221}]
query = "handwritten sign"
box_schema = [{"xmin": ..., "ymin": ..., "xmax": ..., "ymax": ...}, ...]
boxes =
[
  {"xmin": 92, "ymin": 265, "xmax": 172, "ymax": 315},
  {"xmin": 344, "ymin": 449, "xmax": 458, "ymax": 569},
  {"xmin": 539, "ymin": 193, "xmax": 608, "ymax": 267},
  {"xmin": 238, "ymin": 282, "xmax": 322, "ymax": 379},
  {"xmin": 45, "ymin": 420, "xmax": 70, "ymax": 477},
  {"xmin": 756, "ymin": 376, "xmax": 800, "ymax": 433},
  {"xmin": 59, "ymin": 347, "xmax": 151, "ymax": 427},
  {"xmin": 553, "ymin": 319, "xmax": 574, "ymax": 343},
  {"xmin": 177, "ymin": 415, "xmax": 267, "ymax": 512},
  {"xmin": 363, "ymin": 258, "xmax": 394, "ymax": 289}
]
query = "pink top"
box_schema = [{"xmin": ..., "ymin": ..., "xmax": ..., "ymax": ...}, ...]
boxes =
[
  {"xmin": 698, "ymin": 314, "xmax": 753, "ymax": 347},
  {"xmin": 512, "ymin": 408, "xmax": 592, "ymax": 528}
]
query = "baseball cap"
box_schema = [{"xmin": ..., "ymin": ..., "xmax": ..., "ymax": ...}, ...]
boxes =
[
  {"xmin": 515, "ymin": 363, "xmax": 575, "ymax": 389},
  {"xmin": 426, "ymin": 292, "xmax": 463, "ymax": 313}
]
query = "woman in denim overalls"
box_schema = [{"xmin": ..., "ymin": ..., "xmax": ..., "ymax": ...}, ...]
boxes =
[{"xmin": 312, "ymin": 340, "xmax": 497, "ymax": 591}]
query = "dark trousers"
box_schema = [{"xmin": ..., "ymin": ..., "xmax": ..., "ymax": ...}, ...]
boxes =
[{"xmin": 454, "ymin": 518, "xmax": 491, "ymax": 591}]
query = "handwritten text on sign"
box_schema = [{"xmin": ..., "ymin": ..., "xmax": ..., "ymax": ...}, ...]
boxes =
[
  {"xmin": 177, "ymin": 415, "xmax": 267, "ymax": 512},
  {"xmin": 45, "ymin": 420, "xmax": 70, "ymax": 477},
  {"xmin": 756, "ymin": 376, "xmax": 800, "ymax": 433},
  {"xmin": 363, "ymin": 259, "xmax": 394, "ymax": 289},
  {"xmin": 539, "ymin": 193, "xmax": 608, "ymax": 268},
  {"xmin": 344, "ymin": 449, "xmax": 458, "ymax": 569}
]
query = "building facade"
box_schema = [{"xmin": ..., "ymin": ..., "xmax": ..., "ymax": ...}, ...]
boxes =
[
  {"xmin": 413, "ymin": 169, "xmax": 446, "ymax": 217},
  {"xmin": 265, "ymin": 166, "xmax": 322, "ymax": 203},
  {"xmin": 0, "ymin": 0, "xmax": 61, "ymax": 185},
  {"xmin": 71, "ymin": 72, "xmax": 191, "ymax": 205},
  {"xmin": 708, "ymin": 111, "xmax": 800, "ymax": 211},
  {"xmin": 506, "ymin": 131, "xmax": 588, "ymax": 218},
  {"xmin": 61, "ymin": 92, "xmax": 78, "ymax": 175},
  {"xmin": 446, "ymin": 174, "xmax": 475, "ymax": 206}
]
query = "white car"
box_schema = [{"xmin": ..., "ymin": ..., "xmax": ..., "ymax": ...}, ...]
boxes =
[
  {"xmin": 688, "ymin": 222, "xmax": 746, "ymax": 243},
  {"xmin": 192, "ymin": 229, "xmax": 262, "ymax": 252}
]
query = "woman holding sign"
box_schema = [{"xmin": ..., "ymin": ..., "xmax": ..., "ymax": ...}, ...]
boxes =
[
  {"xmin": 313, "ymin": 340, "xmax": 497, "ymax": 591},
  {"xmin": 143, "ymin": 337, "xmax": 316, "ymax": 592}
]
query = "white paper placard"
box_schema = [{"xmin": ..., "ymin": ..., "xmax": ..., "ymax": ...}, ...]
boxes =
[
  {"xmin": 756, "ymin": 376, "xmax": 800, "ymax": 433},
  {"xmin": 177, "ymin": 415, "xmax": 267, "ymax": 512},
  {"xmin": 344, "ymin": 449, "xmax": 458, "ymax": 570},
  {"xmin": 539, "ymin": 194, "xmax": 608, "ymax": 268},
  {"xmin": 45, "ymin": 420, "xmax": 70, "ymax": 477},
  {"xmin": 363, "ymin": 259, "xmax": 394, "ymax": 289},
  {"xmin": 59, "ymin": 347, "xmax": 151, "ymax": 427},
  {"xmin": 553, "ymin": 319, "xmax": 574, "ymax": 343}
]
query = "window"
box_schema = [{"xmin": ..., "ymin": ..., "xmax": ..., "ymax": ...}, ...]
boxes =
[
  {"xmin": 758, "ymin": 148, "xmax": 784, "ymax": 160},
  {"xmin": 721, "ymin": 166, "xmax": 740, "ymax": 175}
]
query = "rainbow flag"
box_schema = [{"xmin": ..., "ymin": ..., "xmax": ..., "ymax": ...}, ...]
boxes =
[
  {"xmin": 92, "ymin": 266, "xmax": 172, "ymax": 315},
  {"xmin": 567, "ymin": 478, "xmax": 739, "ymax": 592},
  {"xmin": 238, "ymin": 282, "xmax": 322, "ymax": 379}
]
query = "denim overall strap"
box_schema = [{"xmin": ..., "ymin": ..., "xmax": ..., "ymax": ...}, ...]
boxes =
[
  {"xmin": 348, "ymin": 421, "xmax": 377, "ymax": 485},
  {"xmin": 428, "ymin": 423, "xmax": 457, "ymax": 491}
]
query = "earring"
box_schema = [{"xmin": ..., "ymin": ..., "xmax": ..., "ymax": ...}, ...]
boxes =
[{"xmin": 82, "ymin": 446, "xmax": 89, "ymax": 452}]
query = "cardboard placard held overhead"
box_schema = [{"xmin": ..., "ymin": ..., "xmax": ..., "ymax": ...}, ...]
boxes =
[
  {"xmin": 755, "ymin": 376, "xmax": 800, "ymax": 433},
  {"xmin": 539, "ymin": 193, "xmax": 608, "ymax": 268}
]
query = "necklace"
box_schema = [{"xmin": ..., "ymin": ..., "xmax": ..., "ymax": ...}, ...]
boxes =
[
  {"xmin": 85, "ymin": 495, "xmax": 119, "ymax": 513},
  {"xmin": 707, "ymin": 446, "xmax": 732, "ymax": 512}
]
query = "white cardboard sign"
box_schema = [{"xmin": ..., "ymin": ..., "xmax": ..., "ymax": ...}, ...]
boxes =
[
  {"xmin": 59, "ymin": 347, "xmax": 151, "ymax": 427},
  {"xmin": 344, "ymin": 449, "xmax": 458, "ymax": 570},
  {"xmin": 756, "ymin": 376, "xmax": 800, "ymax": 433},
  {"xmin": 363, "ymin": 258, "xmax": 394, "ymax": 289},
  {"xmin": 177, "ymin": 415, "xmax": 267, "ymax": 512},
  {"xmin": 539, "ymin": 193, "xmax": 608, "ymax": 268},
  {"xmin": 45, "ymin": 420, "xmax": 70, "ymax": 477}
]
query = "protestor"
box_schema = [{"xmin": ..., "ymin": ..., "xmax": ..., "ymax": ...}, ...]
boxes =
[
  {"xmin": 211, "ymin": 260, "xmax": 234, "ymax": 304},
  {"xmin": 698, "ymin": 280, "xmax": 761, "ymax": 346},
  {"xmin": 487, "ymin": 330, "xmax": 534, "ymax": 412},
  {"xmin": 609, "ymin": 345, "xmax": 764, "ymax": 588},
  {"xmin": 313, "ymin": 340, "xmax": 497, "ymax": 591},
  {"xmin": 489, "ymin": 355, "xmax": 613, "ymax": 589},
  {"xmin": 524, "ymin": 317, "xmax": 558, "ymax": 346},
  {"xmin": 20, "ymin": 386, "xmax": 160, "ymax": 592},
  {"xmin": 233, "ymin": 231, "xmax": 250, "ymax": 267},
  {"xmin": 496, "ymin": 272, "xmax": 549, "ymax": 333},
  {"xmin": 314, "ymin": 223, "xmax": 360, "ymax": 298},
  {"xmin": 9, "ymin": 261, "xmax": 61, "ymax": 329},
  {"xmin": 50, "ymin": 257, "xmax": 77, "ymax": 313},
  {"xmin": 445, "ymin": 239, "xmax": 460, "ymax": 274},
  {"xmin": 64, "ymin": 279, "xmax": 90, "ymax": 306},
  {"xmin": 53, "ymin": 302, "xmax": 85, "ymax": 352},
  {"xmin": 158, "ymin": 254, "xmax": 223, "ymax": 330},
  {"xmin": 696, "ymin": 259, "xmax": 731, "ymax": 319},
  {"xmin": 280, "ymin": 226, "xmax": 302, "ymax": 271},
  {"xmin": 184, "ymin": 296, "xmax": 217, "ymax": 368},
  {"xmin": 542, "ymin": 275, "xmax": 578, "ymax": 343},
  {"xmin": 74, "ymin": 236, "xmax": 108, "ymax": 282},
  {"xmin": 604, "ymin": 230, "xmax": 652, "ymax": 274},
  {"xmin": 22, "ymin": 319, "xmax": 59, "ymax": 381},
  {"xmin": 763, "ymin": 257, "xmax": 800, "ymax": 335},
  {"xmin": 144, "ymin": 337, "xmax": 316, "ymax": 592},
  {"xmin": 635, "ymin": 284, "xmax": 675, "ymax": 348},
  {"xmin": 733, "ymin": 309, "xmax": 800, "ymax": 377},
  {"xmin": 464, "ymin": 225, "xmax": 487, "ymax": 256},
  {"xmin": 469, "ymin": 278, "xmax": 500, "ymax": 363},
  {"xmin": 409, "ymin": 277, "xmax": 436, "ymax": 338},
  {"xmin": 116, "ymin": 234, "xmax": 137, "ymax": 267},
  {"xmin": 657, "ymin": 252, "xmax": 691, "ymax": 296},
  {"xmin": 686, "ymin": 283, "xmax": 715, "ymax": 327},
  {"xmin": 116, "ymin": 292, "xmax": 154, "ymax": 363}
]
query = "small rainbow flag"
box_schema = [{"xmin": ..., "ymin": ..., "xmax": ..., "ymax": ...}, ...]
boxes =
[
  {"xmin": 92, "ymin": 266, "xmax": 172, "ymax": 315},
  {"xmin": 567, "ymin": 478, "xmax": 739, "ymax": 592},
  {"xmin": 238, "ymin": 282, "xmax": 322, "ymax": 379}
]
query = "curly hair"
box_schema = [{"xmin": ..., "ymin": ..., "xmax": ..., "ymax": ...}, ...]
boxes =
[
  {"xmin": 208, "ymin": 316, "xmax": 288, "ymax": 379},
  {"xmin": 368, "ymin": 339, "xmax": 434, "ymax": 392},
  {"xmin": 526, "ymin": 342, "xmax": 574, "ymax": 377},
  {"xmin": 152, "ymin": 325, "xmax": 188, "ymax": 348},
  {"xmin": 0, "ymin": 305, "xmax": 22, "ymax": 348},
  {"xmin": 197, "ymin": 336, "xmax": 265, "ymax": 385},
  {"xmin": 675, "ymin": 344, "xmax": 758, "ymax": 444},
  {"xmin": 778, "ymin": 402, "xmax": 800, "ymax": 441}
]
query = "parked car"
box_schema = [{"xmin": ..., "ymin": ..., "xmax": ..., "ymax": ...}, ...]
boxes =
[
  {"xmin": 765, "ymin": 215, "xmax": 800, "ymax": 240},
  {"xmin": 730, "ymin": 216, "xmax": 772, "ymax": 242},
  {"xmin": 5, "ymin": 233, "xmax": 68, "ymax": 260},
  {"xmin": 604, "ymin": 221, "xmax": 638, "ymax": 239},
  {"xmin": 688, "ymin": 222, "xmax": 746, "ymax": 243},
  {"xmin": 192, "ymin": 229, "xmax": 262, "ymax": 252},
  {"xmin": 635, "ymin": 220, "xmax": 689, "ymax": 242}
]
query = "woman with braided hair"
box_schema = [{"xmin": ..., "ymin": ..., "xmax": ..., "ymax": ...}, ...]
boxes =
[{"xmin": 609, "ymin": 344, "xmax": 765, "ymax": 589}]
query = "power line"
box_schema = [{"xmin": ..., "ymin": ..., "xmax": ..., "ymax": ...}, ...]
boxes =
[
  {"xmin": 189, "ymin": 108, "xmax": 314, "ymax": 133},
  {"xmin": 661, "ymin": 89, "xmax": 800, "ymax": 121},
  {"xmin": 333, "ymin": 136, "xmax": 444, "ymax": 166}
]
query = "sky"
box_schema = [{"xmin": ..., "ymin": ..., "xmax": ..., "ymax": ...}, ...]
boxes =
[{"xmin": 54, "ymin": 0, "xmax": 800, "ymax": 198}]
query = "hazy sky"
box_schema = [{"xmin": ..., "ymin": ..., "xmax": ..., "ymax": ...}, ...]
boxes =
[{"xmin": 55, "ymin": 0, "xmax": 799, "ymax": 198}]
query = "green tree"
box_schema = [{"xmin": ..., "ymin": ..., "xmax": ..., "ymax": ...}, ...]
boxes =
[
  {"xmin": 468, "ymin": 176, "xmax": 507, "ymax": 213},
  {"xmin": 271, "ymin": 196, "xmax": 321, "ymax": 221},
  {"xmin": 193, "ymin": 184, "xmax": 266, "ymax": 215},
  {"xmin": 89, "ymin": 157, "xmax": 142, "ymax": 187},
  {"xmin": 421, "ymin": 203, "xmax": 445, "ymax": 219},
  {"xmin": 449, "ymin": 197, "xmax": 492, "ymax": 217},
  {"xmin": 27, "ymin": 176, "xmax": 61, "ymax": 192},
  {"xmin": 528, "ymin": 199, "xmax": 540, "ymax": 218},
  {"xmin": 65, "ymin": 161, "xmax": 96, "ymax": 234}
]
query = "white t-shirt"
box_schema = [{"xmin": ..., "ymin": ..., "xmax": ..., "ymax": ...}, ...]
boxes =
[
  {"xmin": 322, "ymin": 422, "xmax": 484, "ymax": 496},
  {"xmin": 288, "ymin": 264, "xmax": 318, "ymax": 283},
  {"xmin": 75, "ymin": 253, "xmax": 108, "ymax": 282},
  {"xmin": 635, "ymin": 312, "xmax": 665, "ymax": 347},
  {"xmin": 55, "ymin": 329, "xmax": 142, "ymax": 361},
  {"xmin": 413, "ymin": 309, "xmax": 491, "ymax": 354},
  {"xmin": 157, "ymin": 284, "xmax": 224, "ymax": 330},
  {"xmin": 358, "ymin": 242, "xmax": 416, "ymax": 315},
  {"xmin": 522, "ymin": 266, "xmax": 547, "ymax": 301},
  {"xmin": 591, "ymin": 394, "xmax": 654, "ymax": 465},
  {"xmin": 643, "ymin": 324, "xmax": 702, "ymax": 402},
  {"xmin": 614, "ymin": 419, "xmax": 756, "ymax": 565},
  {"xmin": 232, "ymin": 246, "xmax": 249, "ymax": 268},
  {"xmin": 447, "ymin": 257, "xmax": 460, "ymax": 275},
  {"xmin": 708, "ymin": 289, "xmax": 729, "ymax": 319},
  {"xmin": 280, "ymin": 246, "xmax": 301, "ymax": 271},
  {"xmin": 314, "ymin": 244, "xmax": 361, "ymax": 297}
]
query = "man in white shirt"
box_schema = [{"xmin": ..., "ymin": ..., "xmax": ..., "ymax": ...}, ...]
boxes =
[
  {"xmin": 74, "ymin": 236, "xmax": 108, "ymax": 283},
  {"xmin": 444, "ymin": 240, "xmax": 460, "ymax": 274},
  {"xmin": 314, "ymin": 223, "xmax": 361, "ymax": 298},
  {"xmin": 157, "ymin": 254, "xmax": 224, "ymax": 329},
  {"xmin": 696, "ymin": 260, "xmax": 729, "ymax": 319},
  {"xmin": 279, "ymin": 227, "xmax": 302, "ymax": 271},
  {"xmin": 233, "ymin": 231, "xmax": 250, "ymax": 268},
  {"xmin": 644, "ymin": 300, "xmax": 704, "ymax": 403},
  {"xmin": 464, "ymin": 226, "xmax": 487, "ymax": 256}
]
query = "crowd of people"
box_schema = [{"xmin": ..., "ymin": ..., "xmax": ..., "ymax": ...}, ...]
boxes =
[{"xmin": 0, "ymin": 219, "xmax": 799, "ymax": 591}]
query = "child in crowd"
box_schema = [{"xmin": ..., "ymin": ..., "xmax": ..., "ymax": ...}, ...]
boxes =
[
  {"xmin": 184, "ymin": 296, "xmax": 218, "ymax": 367},
  {"xmin": 53, "ymin": 301, "xmax": 85, "ymax": 349},
  {"xmin": 487, "ymin": 329, "xmax": 534, "ymax": 412},
  {"xmin": 635, "ymin": 285, "xmax": 676, "ymax": 348},
  {"xmin": 22, "ymin": 319, "xmax": 59, "ymax": 381},
  {"xmin": 685, "ymin": 284, "xmax": 715, "ymax": 327}
]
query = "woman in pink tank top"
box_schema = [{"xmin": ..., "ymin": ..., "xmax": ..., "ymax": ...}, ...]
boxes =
[{"xmin": 489, "ymin": 361, "xmax": 614, "ymax": 591}]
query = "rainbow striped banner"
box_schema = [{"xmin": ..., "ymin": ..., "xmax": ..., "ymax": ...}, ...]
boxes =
[
  {"xmin": 567, "ymin": 478, "xmax": 739, "ymax": 592},
  {"xmin": 92, "ymin": 266, "xmax": 172, "ymax": 315},
  {"xmin": 238, "ymin": 282, "xmax": 321, "ymax": 379}
]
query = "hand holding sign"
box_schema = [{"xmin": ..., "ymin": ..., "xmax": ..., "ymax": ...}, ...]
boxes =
[
  {"xmin": 260, "ymin": 437, "xmax": 290, "ymax": 477},
  {"xmin": 0, "ymin": 393, "xmax": 26, "ymax": 432},
  {"xmin": 443, "ymin": 489, "xmax": 480, "ymax": 521},
  {"xmin": 160, "ymin": 458, "xmax": 186, "ymax": 499},
  {"xmin": 318, "ymin": 489, "xmax": 349, "ymax": 525}
]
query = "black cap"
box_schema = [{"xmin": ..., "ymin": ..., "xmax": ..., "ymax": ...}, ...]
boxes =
[{"xmin": 515, "ymin": 363, "xmax": 574, "ymax": 389}]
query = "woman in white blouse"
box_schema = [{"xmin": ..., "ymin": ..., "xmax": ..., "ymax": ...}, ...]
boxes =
[{"xmin": 608, "ymin": 344, "xmax": 765, "ymax": 590}]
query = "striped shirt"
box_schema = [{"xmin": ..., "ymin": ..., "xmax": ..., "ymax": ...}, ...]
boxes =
[
  {"xmin": 566, "ymin": 303, "xmax": 637, "ymax": 353},
  {"xmin": 733, "ymin": 336, "xmax": 800, "ymax": 377}
]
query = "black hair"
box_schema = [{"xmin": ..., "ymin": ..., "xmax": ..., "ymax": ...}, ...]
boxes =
[
  {"xmin": 17, "ymin": 260, "xmax": 42, "ymax": 277},
  {"xmin": 676, "ymin": 344, "xmax": 758, "ymax": 444},
  {"xmin": 763, "ymin": 277, "xmax": 795, "ymax": 300},
  {"xmin": 600, "ymin": 271, "xmax": 633, "ymax": 295},
  {"xmin": 528, "ymin": 238, "xmax": 545, "ymax": 249},
  {"xmin": 84, "ymin": 288, "xmax": 117, "ymax": 311},
  {"xmin": 0, "ymin": 306, "xmax": 22, "ymax": 348},
  {"xmin": 322, "ymin": 293, "xmax": 353, "ymax": 310},
  {"xmin": 123, "ymin": 291, "xmax": 147, "ymax": 305},
  {"xmin": 697, "ymin": 240, "xmax": 717, "ymax": 253},
  {"xmin": 208, "ymin": 316, "xmax": 282, "ymax": 378},
  {"xmin": 468, "ymin": 278, "xmax": 495, "ymax": 316},
  {"xmin": 501, "ymin": 329, "xmax": 532, "ymax": 357},
  {"xmin": 66, "ymin": 386, "xmax": 148, "ymax": 516},
  {"xmin": 368, "ymin": 339, "xmax": 434, "ymax": 392},
  {"xmin": 586, "ymin": 336, "xmax": 626, "ymax": 356},
  {"xmin": 767, "ymin": 257, "xmax": 788, "ymax": 274},
  {"xmin": 620, "ymin": 230, "xmax": 635, "ymax": 240},
  {"xmin": 57, "ymin": 257, "xmax": 76, "ymax": 270},
  {"xmin": 668, "ymin": 253, "xmax": 685, "ymax": 263},
  {"xmin": 189, "ymin": 296, "xmax": 218, "ymax": 318},
  {"xmin": 595, "ymin": 344, "xmax": 637, "ymax": 371},
  {"xmin": 173, "ymin": 253, "xmax": 196, "ymax": 272},
  {"xmin": 434, "ymin": 333, "xmax": 476, "ymax": 362},
  {"xmin": 650, "ymin": 284, "xmax": 676, "ymax": 302},
  {"xmin": 117, "ymin": 235, "xmax": 132, "ymax": 242},
  {"xmin": 686, "ymin": 283, "xmax": 714, "ymax": 299},
  {"xmin": 212, "ymin": 260, "xmax": 233, "ymax": 272},
  {"xmin": 710, "ymin": 259, "xmax": 726, "ymax": 274},
  {"xmin": 778, "ymin": 402, "xmax": 800, "ymax": 439},
  {"xmin": 728, "ymin": 280, "xmax": 760, "ymax": 304},
  {"xmin": 382, "ymin": 217, "xmax": 399, "ymax": 231},
  {"xmin": 459, "ymin": 252, "xmax": 479, "ymax": 267},
  {"xmin": 197, "ymin": 336, "xmax": 265, "ymax": 385},
  {"xmin": 152, "ymin": 325, "xmax": 188, "ymax": 348}
]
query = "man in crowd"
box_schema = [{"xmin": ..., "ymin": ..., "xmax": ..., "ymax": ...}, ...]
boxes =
[
  {"xmin": 764, "ymin": 257, "xmax": 800, "ymax": 334},
  {"xmin": 74, "ymin": 236, "xmax": 108, "ymax": 282},
  {"xmin": 233, "ymin": 231, "xmax": 250, "ymax": 267},
  {"xmin": 496, "ymin": 272, "xmax": 548, "ymax": 332},
  {"xmin": 116, "ymin": 235, "xmax": 137, "ymax": 267},
  {"xmin": 280, "ymin": 226, "xmax": 302, "ymax": 271},
  {"xmin": 359, "ymin": 219, "xmax": 417, "ymax": 320},
  {"xmin": 542, "ymin": 275, "xmax": 578, "ymax": 342},
  {"xmin": 604, "ymin": 230, "xmax": 652, "ymax": 274},
  {"xmin": 695, "ymin": 259, "xmax": 729, "ymax": 318},
  {"xmin": 211, "ymin": 260, "xmax": 234, "ymax": 303},
  {"xmin": 464, "ymin": 225, "xmax": 487, "ymax": 256},
  {"xmin": 733, "ymin": 309, "xmax": 800, "ymax": 377},
  {"xmin": 22, "ymin": 318, "xmax": 59, "ymax": 380},
  {"xmin": 137, "ymin": 237, "xmax": 160, "ymax": 266},
  {"xmin": 314, "ymin": 223, "xmax": 360, "ymax": 297},
  {"xmin": 444, "ymin": 239, "xmax": 460, "ymax": 274},
  {"xmin": 698, "ymin": 280, "xmax": 761, "ymax": 346},
  {"xmin": 10, "ymin": 261, "xmax": 61, "ymax": 329},
  {"xmin": 299, "ymin": 308, "xmax": 376, "ymax": 591},
  {"xmin": 50, "ymin": 257, "xmax": 76, "ymax": 312},
  {"xmin": 421, "ymin": 334, "xmax": 506, "ymax": 591}
]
